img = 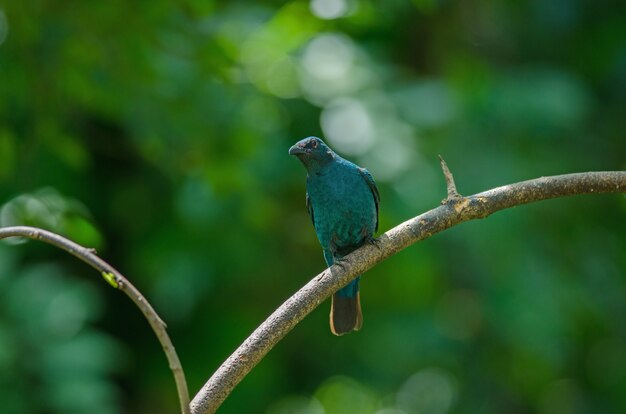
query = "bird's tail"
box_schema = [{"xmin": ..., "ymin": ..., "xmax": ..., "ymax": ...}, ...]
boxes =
[{"xmin": 330, "ymin": 277, "xmax": 362, "ymax": 335}]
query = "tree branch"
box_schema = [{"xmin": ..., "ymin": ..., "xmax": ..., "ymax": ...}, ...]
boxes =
[
  {"xmin": 190, "ymin": 170, "xmax": 626, "ymax": 414},
  {"xmin": 0, "ymin": 226, "xmax": 191, "ymax": 414}
]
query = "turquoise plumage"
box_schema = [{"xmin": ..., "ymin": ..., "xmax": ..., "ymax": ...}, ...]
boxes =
[{"xmin": 289, "ymin": 136, "xmax": 379, "ymax": 335}]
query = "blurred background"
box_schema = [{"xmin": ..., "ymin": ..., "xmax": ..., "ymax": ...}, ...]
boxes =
[{"xmin": 0, "ymin": 0, "xmax": 625, "ymax": 413}]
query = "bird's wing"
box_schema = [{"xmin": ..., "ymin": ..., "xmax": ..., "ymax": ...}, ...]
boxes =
[
  {"xmin": 358, "ymin": 167, "xmax": 380, "ymax": 232},
  {"xmin": 306, "ymin": 191, "xmax": 315, "ymax": 227}
]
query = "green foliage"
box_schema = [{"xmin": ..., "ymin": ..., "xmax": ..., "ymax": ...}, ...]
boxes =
[
  {"xmin": 0, "ymin": 257, "xmax": 125, "ymax": 413},
  {"xmin": 0, "ymin": 0, "xmax": 625, "ymax": 413}
]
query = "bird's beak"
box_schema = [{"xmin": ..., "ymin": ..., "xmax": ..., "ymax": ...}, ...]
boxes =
[{"xmin": 288, "ymin": 143, "xmax": 306, "ymax": 155}]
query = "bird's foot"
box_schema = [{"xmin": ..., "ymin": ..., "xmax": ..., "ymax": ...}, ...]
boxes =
[
  {"xmin": 332, "ymin": 257, "xmax": 349, "ymax": 273},
  {"xmin": 367, "ymin": 236, "xmax": 382, "ymax": 250}
]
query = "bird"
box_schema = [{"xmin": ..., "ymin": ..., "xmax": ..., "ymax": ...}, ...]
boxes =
[{"xmin": 289, "ymin": 136, "xmax": 379, "ymax": 335}]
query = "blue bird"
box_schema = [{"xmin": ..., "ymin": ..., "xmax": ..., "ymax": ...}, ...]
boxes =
[{"xmin": 289, "ymin": 136, "xmax": 379, "ymax": 335}]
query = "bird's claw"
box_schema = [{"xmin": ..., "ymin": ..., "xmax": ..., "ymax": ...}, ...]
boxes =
[
  {"xmin": 367, "ymin": 236, "xmax": 382, "ymax": 250},
  {"xmin": 333, "ymin": 258, "xmax": 349, "ymax": 272}
]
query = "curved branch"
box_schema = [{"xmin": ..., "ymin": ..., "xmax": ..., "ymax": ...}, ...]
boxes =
[
  {"xmin": 0, "ymin": 227, "xmax": 191, "ymax": 414},
  {"xmin": 190, "ymin": 170, "xmax": 626, "ymax": 414}
]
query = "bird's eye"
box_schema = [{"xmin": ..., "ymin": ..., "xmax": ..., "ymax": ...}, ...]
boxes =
[{"xmin": 310, "ymin": 140, "xmax": 318, "ymax": 148}]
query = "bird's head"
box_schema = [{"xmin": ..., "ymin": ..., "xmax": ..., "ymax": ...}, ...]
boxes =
[{"xmin": 289, "ymin": 136, "xmax": 334, "ymax": 170}]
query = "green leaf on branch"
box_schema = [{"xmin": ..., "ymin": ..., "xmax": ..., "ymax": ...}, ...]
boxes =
[{"xmin": 101, "ymin": 272, "xmax": 119, "ymax": 289}]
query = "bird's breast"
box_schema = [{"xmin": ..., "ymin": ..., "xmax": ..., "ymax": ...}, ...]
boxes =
[{"xmin": 306, "ymin": 168, "xmax": 377, "ymax": 249}]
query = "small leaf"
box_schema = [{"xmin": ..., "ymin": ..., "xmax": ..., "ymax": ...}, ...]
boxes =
[{"xmin": 101, "ymin": 272, "xmax": 118, "ymax": 289}]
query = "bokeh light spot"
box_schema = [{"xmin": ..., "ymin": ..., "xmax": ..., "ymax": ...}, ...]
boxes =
[
  {"xmin": 321, "ymin": 98, "xmax": 375, "ymax": 156},
  {"xmin": 374, "ymin": 409, "xmax": 409, "ymax": 414},
  {"xmin": 310, "ymin": 0, "xmax": 350, "ymax": 20},
  {"xmin": 397, "ymin": 367, "xmax": 457, "ymax": 414},
  {"xmin": 315, "ymin": 376, "xmax": 377, "ymax": 413},
  {"xmin": 393, "ymin": 81, "xmax": 458, "ymax": 128},
  {"xmin": 301, "ymin": 33, "xmax": 355, "ymax": 81},
  {"xmin": 266, "ymin": 395, "xmax": 325, "ymax": 414},
  {"xmin": 266, "ymin": 57, "xmax": 302, "ymax": 98},
  {"xmin": 359, "ymin": 123, "xmax": 415, "ymax": 181}
]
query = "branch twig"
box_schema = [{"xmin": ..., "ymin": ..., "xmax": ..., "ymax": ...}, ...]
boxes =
[
  {"xmin": 190, "ymin": 170, "xmax": 626, "ymax": 414},
  {"xmin": 438, "ymin": 155, "xmax": 461, "ymax": 200},
  {"xmin": 0, "ymin": 227, "xmax": 191, "ymax": 414}
]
